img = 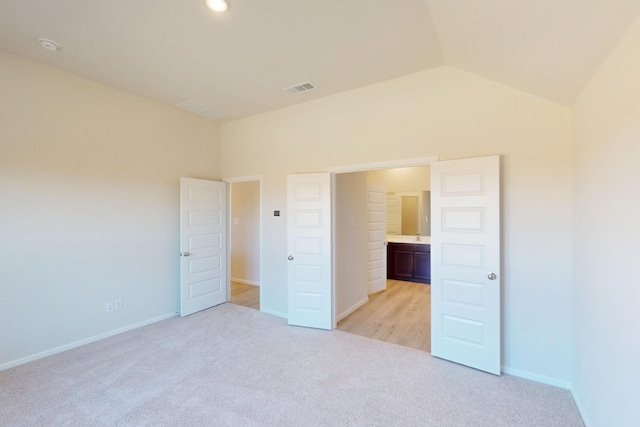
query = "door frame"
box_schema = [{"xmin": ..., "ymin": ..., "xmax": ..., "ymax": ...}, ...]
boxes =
[
  {"xmin": 328, "ymin": 156, "xmax": 439, "ymax": 328},
  {"xmin": 224, "ymin": 175, "xmax": 263, "ymax": 312}
]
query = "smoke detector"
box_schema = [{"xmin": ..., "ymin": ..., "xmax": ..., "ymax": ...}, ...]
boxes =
[
  {"xmin": 284, "ymin": 82, "xmax": 316, "ymax": 95},
  {"xmin": 38, "ymin": 38, "xmax": 60, "ymax": 51}
]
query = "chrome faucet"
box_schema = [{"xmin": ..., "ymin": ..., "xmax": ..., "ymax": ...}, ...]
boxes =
[{"xmin": 416, "ymin": 233, "xmax": 421, "ymax": 241}]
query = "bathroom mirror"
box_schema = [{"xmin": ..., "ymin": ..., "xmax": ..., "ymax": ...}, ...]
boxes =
[
  {"xmin": 366, "ymin": 165, "xmax": 431, "ymax": 237},
  {"xmin": 387, "ymin": 191, "xmax": 431, "ymax": 236}
]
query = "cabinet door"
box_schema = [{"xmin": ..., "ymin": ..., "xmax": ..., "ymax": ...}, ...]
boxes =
[
  {"xmin": 387, "ymin": 244, "xmax": 395, "ymax": 279},
  {"xmin": 393, "ymin": 249, "xmax": 415, "ymax": 280},
  {"xmin": 414, "ymin": 251, "xmax": 431, "ymax": 284}
]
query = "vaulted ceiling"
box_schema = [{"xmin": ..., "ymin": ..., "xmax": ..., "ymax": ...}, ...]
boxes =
[{"xmin": 1, "ymin": 0, "xmax": 639, "ymax": 121}]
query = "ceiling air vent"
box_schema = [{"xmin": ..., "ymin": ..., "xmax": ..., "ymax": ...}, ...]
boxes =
[
  {"xmin": 284, "ymin": 82, "xmax": 316, "ymax": 95},
  {"xmin": 177, "ymin": 100, "xmax": 226, "ymax": 120}
]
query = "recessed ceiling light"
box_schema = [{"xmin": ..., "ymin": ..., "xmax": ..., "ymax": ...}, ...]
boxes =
[
  {"xmin": 38, "ymin": 38, "xmax": 60, "ymax": 51},
  {"xmin": 206, "ymin": 0, "xmax": 228, "ymax": 12}
]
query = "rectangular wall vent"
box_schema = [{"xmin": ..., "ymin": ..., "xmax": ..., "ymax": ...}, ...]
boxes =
[
  {"xmin": 177, "ymin": 100, "xmax": 226, "ymax": 120},
  {"xmin": 284, "ymin": 82, "xmax": 316, "ymax": 95}
]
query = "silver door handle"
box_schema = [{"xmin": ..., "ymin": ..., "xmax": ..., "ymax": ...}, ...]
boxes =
[
  {"xmin": 288, "ymin": 255, "xmax": 294, "ymax": 261},
  {"xmin": 181, "ymin": 252, "xmax": 191, "ymax": 257},
  {"xmin": 487, "ymin": 272, "xmax": 496, "ymax": 280}
]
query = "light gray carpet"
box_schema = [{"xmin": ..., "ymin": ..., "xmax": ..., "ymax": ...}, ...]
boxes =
[{"xmin": 0, "ymin": 303, "xmax": 583, "ymax": 426}]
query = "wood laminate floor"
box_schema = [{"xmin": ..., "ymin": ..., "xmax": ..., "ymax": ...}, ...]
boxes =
[
  {"xmin": 230, "ymin": 281, "xmax": 260, "ymax": 310},
  {"xmin": 337, "ymin": 279, "xmax": 431, "ymax": 352}
]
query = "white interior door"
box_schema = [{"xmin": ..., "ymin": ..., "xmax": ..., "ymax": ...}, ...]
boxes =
[
  {"xmin": 430, "ymin": 155, "xmax": 501, "ymax": 375},
  {"xmin": 367, "ymin": 185, "xmax": 387, "ymax": 294},
  {"xmin": 180, "ymin": 178, "xmax": 227, "ymax": 317},
  {"xmin": 386, "ymin": 194, "xmax": 401, "ymax": 235},
  {"xmin": 287, "ymin": 173, "xmax": 332, "ymax": 329}
]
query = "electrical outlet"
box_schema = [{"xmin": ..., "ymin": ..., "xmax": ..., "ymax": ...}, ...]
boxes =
[
  {"xmin": 105, "ymin": 301, "xmax": 114, "ymax": 313},
  {"xmin": 114, "ymin": 298, "xmax": 123, "ymax": 311}
]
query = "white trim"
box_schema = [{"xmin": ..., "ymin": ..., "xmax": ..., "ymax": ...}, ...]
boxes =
[
  {"xmin": 336, "ymin": 297, "xmax": 369, "ymax": 322},
  {"xmin": 570, "ymin": 388, "xmax": 593, "ymax": 427},
  {"xmin": 501, "ymin": 366, "xmax": 571, "ymax": 389},
  {"xmin": 0, "ymin": 312, "xmax": 177, "ymax": 372},
  {"xmin": 331, "ymin": 173, "xmax": 337, "ymax": 328},
  {"xmin": 328, "ymin": 156, "xmax": 439, "ymax": 174},
  {"xmin": 231, "ymin": 278, "xmax": 260, "ymax": 287},
  {"xmin": 259, "ymin": 307, "xmax": 287, "ymax": 319}
]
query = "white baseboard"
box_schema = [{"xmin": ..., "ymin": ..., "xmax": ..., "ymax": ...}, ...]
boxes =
[
  {"xmin": 231, "ymin": 278, "xmax": 260, "ymax": 287},
  {"xmin": 259, "ymin": 307, "xmax": 287, "ymax": 319},
  {"xmin": 501, "ymin": 366, "xmax": 571, "ymax": 389},
  {"xmin": 0, "ymin": 312, "xmax": 177, "ymax": 372},
  {"xmin": 570, "ymin": 387, "xmax": 592, "ymax": 427},
  {"xmin": 336, "ymin": 297, "xmax": 369, "ymax": 322}
]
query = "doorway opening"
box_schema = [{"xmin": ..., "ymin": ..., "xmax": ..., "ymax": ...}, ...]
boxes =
[
  {"xmin": 228, "ymin": 178, "xmax": 262, "ymax": 311},
  {"xmin": 332, "ymin": 162, "xmax": 433, "ymax": 352}
]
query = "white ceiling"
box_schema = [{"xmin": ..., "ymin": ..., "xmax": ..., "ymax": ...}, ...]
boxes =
[{"xmin": 0, "ymin": 0, "xmax": 639, "ymax": 121}]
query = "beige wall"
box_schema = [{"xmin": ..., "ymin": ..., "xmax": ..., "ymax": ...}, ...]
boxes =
[
  {"xmin": 335, "ymin": 172, "xmax": 369, "ymax": 319},
  {"xmin": 230, "ymin": 181, "xmax": 261, "ymax": 285},
  {"xmin": 0, "ymin": 51, "xmax": 221, "ymax": 367},
  {"xmin": 572, "ymin": 14, "xmax": 640, "ymax": 426},
  {"xmin": 221, "ymin": 66, "xmax": 574, "ymax": 385},
  {"xmin": 367, "ymin": 166, "xmax": 430, "ymax": 192}
]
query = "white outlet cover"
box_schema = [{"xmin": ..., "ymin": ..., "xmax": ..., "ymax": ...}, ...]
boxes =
[
  {"xmin": 114, "ymin": 299, "xmax": 123, "ymax": 310},
  {"xmin": 105, "ymin": 301, "xmax": 114, "ymax": 312}
]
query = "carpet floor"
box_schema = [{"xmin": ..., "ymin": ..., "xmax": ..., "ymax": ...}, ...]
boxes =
[{"xmin": 0, "ymin": 303, "xmax": 583, "ymax": 426}]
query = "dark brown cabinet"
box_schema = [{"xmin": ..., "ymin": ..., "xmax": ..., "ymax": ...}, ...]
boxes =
[{"xmin": 387, "ymin": 242, "xmax": 431, "ymax": 284}]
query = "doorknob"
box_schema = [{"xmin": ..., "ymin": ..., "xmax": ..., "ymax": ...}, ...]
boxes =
[
  {"xmin": 181, "ymin": 252, "xmax": 191, "ymax": 257},
  {"xmin": 288, "ymin": 255, "xmax": 294, "ymax": 261},
  {"xmin": 487, "ymin": 272, "xmax": 497, "ymax": 280}
]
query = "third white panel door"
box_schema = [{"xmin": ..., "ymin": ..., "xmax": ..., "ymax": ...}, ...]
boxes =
[
  {"xmin": 287, "ymin": 173, "xmax": 332, "ymax": 330},
  {"xmin": 430, "ymin": 155, "xmax": 501, "ymax": 375},
  {"xmin": 179, "ymin": 178, "xmax": 227, "ymax": 317},
  {"xmin": 367, "ymin": 185, "xmax": 387, "ymax": 294}
]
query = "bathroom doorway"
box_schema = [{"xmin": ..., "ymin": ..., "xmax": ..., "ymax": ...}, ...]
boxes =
[{"xmin": 333, "ymin": 163, "xmax": 433, "ymax": 352}]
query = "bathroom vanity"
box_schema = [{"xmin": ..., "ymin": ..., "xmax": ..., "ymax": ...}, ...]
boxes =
[{"xmin": 386, "ymin": 236, "xmax": 431, "ymax": 284}]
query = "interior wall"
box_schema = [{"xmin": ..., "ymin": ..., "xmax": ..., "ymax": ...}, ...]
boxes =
[
  {"xmin": 367, "ymin": 167, "xmax": 430, "ymax": 192},
  {"xmin": 422, "ymin": 191, "xmax": 431, "ymax": 236},
  {"xmin": 221, "ymin": 66, "xmax": 574, "ymax": 385},
  {"xmin": 335, "ymin": 173, "xmax": 368, "ymax": 320},
  {"xmin": 572, "ymin": 14, "xmax": 640, "ymax": 427},
  {"xmin": 230, "ymin": 181, "xmax": 261, "ymax": 285},
  {"xmin": 0, "ymin": 51, "xmax": 221, "ymax": 368}
]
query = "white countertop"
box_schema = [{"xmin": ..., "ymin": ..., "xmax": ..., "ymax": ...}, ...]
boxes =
[{"xmin": 386, "ymin": 235, "xmax": 431, "ymax": 245}]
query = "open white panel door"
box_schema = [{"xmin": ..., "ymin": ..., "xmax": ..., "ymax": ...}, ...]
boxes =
[
  {"xmin": 180, "ymin": 178, "xmax": 227, "ymax": 317},
  {"xmin": 287, "ymin": 173, "xmax": 332, "ymax": 330},
  {"xmin": 386, "ymin": 194, "xmax": 401, "ymax": 235},
  {"xmin": 367, "ymin": 186, "xmax": 387, "ymax": 294},
  {"xmin": 431, "ymin": 155, "xmax": 501, "ymax": 375}
]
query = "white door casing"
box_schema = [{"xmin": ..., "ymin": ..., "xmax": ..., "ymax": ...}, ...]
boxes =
[
  {"xmin": 287, "ymin": 173, "xmax": 332, "ymax": 330},
  {"xmin": 367, "ymin": 186, "xmax": 387, "ymax": 294},
  {"xmin": 179, "ymin": 178, "xmax": 227, "ymax": 317},
  {"xmin": 430, "ymin": 155, "xmax": 501, "ymax": 375}
]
